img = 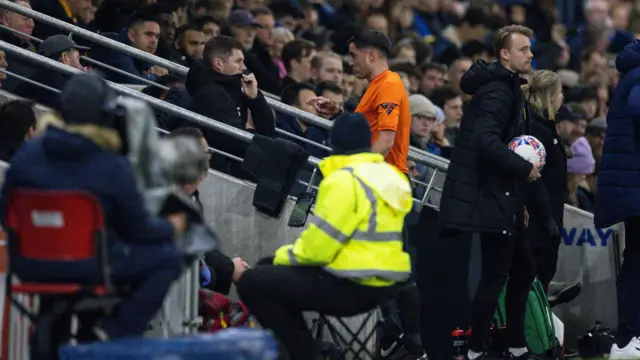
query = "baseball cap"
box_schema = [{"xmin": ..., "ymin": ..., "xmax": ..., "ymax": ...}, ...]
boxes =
[
  {"xmin": 556, "ymin": 104, "xmax": 580, "ymax": 124},
  {"xmin": 39, "ymin": 35, "xmax": 89, "ymax": 58},
  {"xmin": 228, "ymin": 10, "xmax": 262, "ymax": 28}
]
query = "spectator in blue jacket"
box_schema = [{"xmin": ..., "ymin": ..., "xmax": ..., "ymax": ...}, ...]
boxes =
[
  {"xmin": 90, "ymin": 10, "xmax": 168, "ymax": 84},
  {"xmin": 277, "ymin": 81, "xmax": 329, "ymax": 158},
  {"xmin": 595, "ymin": 39, "xmax": 640, "ymax": 359},
  {"xmin": 0, "ymin": 73, "xmax": 186, "ymax": 341}
]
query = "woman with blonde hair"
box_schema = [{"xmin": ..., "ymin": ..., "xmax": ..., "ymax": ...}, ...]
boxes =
[{"xmin": 521, "ymin": 70, "xmax": 572, "ymax": 297}]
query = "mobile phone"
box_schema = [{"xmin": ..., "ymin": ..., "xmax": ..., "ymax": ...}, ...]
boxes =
[{"xmin": 288, "ymin": 191, "xmax": 316, "ymax": 227}]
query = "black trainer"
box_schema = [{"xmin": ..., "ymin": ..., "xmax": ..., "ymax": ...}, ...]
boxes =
[
  {"xmin": 548, "ymin": 282, "xmax": 582, "ymax": 308},
  {"xmin": 377, "ymin": 321, "xmax": 403, "ymax": 358}
]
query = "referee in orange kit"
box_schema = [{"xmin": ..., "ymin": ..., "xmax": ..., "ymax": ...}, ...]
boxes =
[
  {"xmin": 308, "ymin": 29, "xmax": 411, "ymax": 176},
  {"xmin": 308, "ymin": 30, "xmax": 425, "ymax": 359}
]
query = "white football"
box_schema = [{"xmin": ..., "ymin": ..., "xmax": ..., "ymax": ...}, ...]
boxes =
[{"xmin": 508, "ymin": 135, "xmax": 546, "ymax": 164}]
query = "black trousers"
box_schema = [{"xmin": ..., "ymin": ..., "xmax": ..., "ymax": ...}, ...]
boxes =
[
  {"xmin": 530, "ymin": 236, "xmax": 561, "ymax": 293},
  {"xmin": 379, "ymin": 214, "xmax": 422, "ymax": 348},
  {"xmin": 236, "ymin": 265, "xmax": 398, "ymax": 360},
  {"xmin": 616, "ymin": 217, "xmax": 640, "ymax": 347},
  {"xmin": 467, "ymin": 232, "xmax": 536, "ymax": 352}
]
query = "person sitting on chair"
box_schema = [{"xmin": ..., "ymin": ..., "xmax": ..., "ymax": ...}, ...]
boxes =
[
  {"xmin": 236, "ymin": 112, "xmax": 413, "ymax": 360},
  {"xmin": 0, "ymin": 73, "xmax": 187, "ymax": 341},
  {"xmin": 166, "ymin": 126, "xmax": 250, "ymax": 293}
]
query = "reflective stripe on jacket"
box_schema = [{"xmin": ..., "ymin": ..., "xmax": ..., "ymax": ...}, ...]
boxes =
[{"xmin": 273, "ymin": 152, "xmax": 413, "ymax": 287}]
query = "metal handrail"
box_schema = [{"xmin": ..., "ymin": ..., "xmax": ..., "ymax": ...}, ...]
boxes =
[
  {"xmin": 0, "ymin": 40, "xmax": 446, "ymax": 207},
  {"xmin": 0, "ymin": 41, "xmax": 265, "ymax": 156},
  {"xmin": 0, "ymin": 25, "xmax": 334, "ymax": 152},
  {"xmin": 0, "ymin": 24, "xmax": 169, "ymax": 90},
  {"xmin": 0, "ymin": 0, "xmax": 449, "ymax": 172}
]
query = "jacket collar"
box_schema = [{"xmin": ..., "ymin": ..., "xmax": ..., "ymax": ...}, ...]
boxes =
[{"xmin": 319, "ymin": 152, "xmax": 384, "ymax": 177}]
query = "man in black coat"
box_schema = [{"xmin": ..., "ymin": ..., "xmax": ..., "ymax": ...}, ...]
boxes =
[
  {"xmin": 185, "ymin": 35, "xmax": 275, "ymax": 176},
  {"xmin": 436, "ymin": 25, "xmax": 543, "ymax": 360}
]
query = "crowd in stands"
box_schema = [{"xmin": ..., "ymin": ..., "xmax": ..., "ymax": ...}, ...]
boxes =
[
  {"xmin": 0, "ymin": 0, "xmax": 621, "ymax": 213},
  {"xmin": 0, "ymin": 0, "xmax": 633, "ymax": 358}
]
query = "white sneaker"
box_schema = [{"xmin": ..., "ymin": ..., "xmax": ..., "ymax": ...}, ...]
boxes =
[{"xmin": 610, "ymin": 337, "xmax": 640, "ymax": 359}]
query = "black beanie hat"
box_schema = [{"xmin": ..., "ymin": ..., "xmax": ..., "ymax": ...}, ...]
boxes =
[
  {"xmin": 329, "ymin": 112, "xmax": 372, "ymax": 155},
  {"xmin": 57, "ymin": 72, "xmax": 115, "ymax": 127}
]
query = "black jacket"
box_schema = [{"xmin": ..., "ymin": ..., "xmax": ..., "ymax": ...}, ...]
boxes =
[
  {"xmin": 522, "ymin": 111, "xmax": 567, "ymax": 247},
  {"xmin": 0, "ymin": 30, "xmax": 36, "ymax": 92},
  {"xmin": 438, "ymin": 61, "xmax": 533, "ymax": 235},
  {"xmin": 14, "ymin": 68, "xmax": 69, "ymax": 108},
  {"xmin": 31, "ymin": 0, "xmax": 86, "ymax": 40},
  {"xmin": 155, "ymin": 86, "xmax": 192, "ymax": 131},
  {"xmin": 247, "ymin": 39, "xmax": 282, "ymax": 95},
  {"xmin": 191, "ymin": 190, "xmax": 235, "ymax": 295},
  {"xmin": 185, "ymin": 61, "xmax": 275, "ymax": 174}
]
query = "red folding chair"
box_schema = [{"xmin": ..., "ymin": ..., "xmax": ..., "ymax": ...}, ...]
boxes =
[{"xmin": 3, "ymin": 189, "xmax": 116, "ymax": 359}]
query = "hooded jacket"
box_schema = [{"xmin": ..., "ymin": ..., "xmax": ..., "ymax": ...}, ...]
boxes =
[
  {"xmin": 185, "ymin": 60, "xmax": 274, "ymax": 174},
  {"xmin": 595, "ymin": 40, "xmax": 640, "ymax": 227},
  {"xmin": 273, "ymin": 152, "xmax": 412, "ymax": 287},
  {"xmin": 0, "ymin": 125, "xmax": 174, "ymax": 246},
  {"xmin": 438, "ymin": 60, "xmax": 533, "ymax": 235}
]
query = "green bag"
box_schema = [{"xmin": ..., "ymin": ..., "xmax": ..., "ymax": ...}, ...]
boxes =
[{"xmin": 495, "ymin": 279, "xmax": 562, "ymax": 358}]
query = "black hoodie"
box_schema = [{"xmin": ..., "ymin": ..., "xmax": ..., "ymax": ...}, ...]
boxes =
[
  {"xmin": 438, "ymin": 60, "xmax": 535, "ymax": 235},
  {"xmin": 185, "ymin": 60, "xmax": 274, "ymax": 174}
]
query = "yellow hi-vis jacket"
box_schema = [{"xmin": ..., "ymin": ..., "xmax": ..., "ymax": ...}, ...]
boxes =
[{"xmin": 273, "ymin": 152, "xmax": 413, "ymax": 287}]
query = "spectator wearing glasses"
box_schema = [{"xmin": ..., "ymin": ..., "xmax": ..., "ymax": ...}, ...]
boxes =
[{"xmin": 408, "ymin": 94, "xmax": 439, "ymax": 156}]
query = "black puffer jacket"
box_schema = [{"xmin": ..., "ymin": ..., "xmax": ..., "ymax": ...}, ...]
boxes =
[{"xmin": 438, "ymin": 61, "xmax": 533, "ymax": 235}]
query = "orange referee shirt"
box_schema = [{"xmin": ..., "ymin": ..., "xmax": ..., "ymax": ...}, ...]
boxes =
[{"xmin": 355, "ymin": 70, "xmax": 411, "ymax": 174}]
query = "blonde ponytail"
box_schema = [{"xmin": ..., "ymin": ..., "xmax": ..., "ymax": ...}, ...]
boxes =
[{"xmin": 522, "ymin": 70, "xmax": 561, "ymax": 121}]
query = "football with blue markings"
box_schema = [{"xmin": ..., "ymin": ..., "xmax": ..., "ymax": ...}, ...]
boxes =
[{"xmin": 508, "ymin": 135, "xmax": 546, "ymax": 164}]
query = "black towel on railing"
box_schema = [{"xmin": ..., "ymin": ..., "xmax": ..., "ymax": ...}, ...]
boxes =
[{"xmin": 243, "ymin": 134, "xmax": 309, "ymax": 218}]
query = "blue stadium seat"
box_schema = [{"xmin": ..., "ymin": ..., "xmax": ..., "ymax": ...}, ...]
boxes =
[{"xmin": 58, "ymin": 328, "xmax": 278, "ymax": 360}]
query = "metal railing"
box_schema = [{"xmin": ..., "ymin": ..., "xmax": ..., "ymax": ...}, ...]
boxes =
[
  {"xmin": 0, "ymin": 24, "xmax": 332, "ymax": 153},
  {"xmin": 0, "ymin": 0, "xmax": 449, "ymax": 172},
  {"xmin": 0, "ymin": 39, "xmax": 446, "ymax": 208}
]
